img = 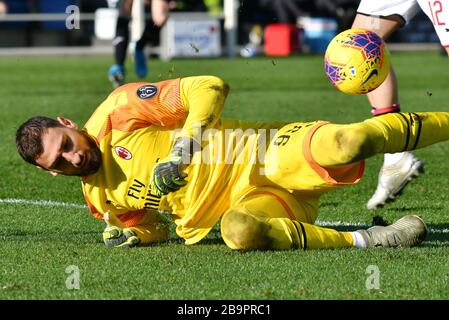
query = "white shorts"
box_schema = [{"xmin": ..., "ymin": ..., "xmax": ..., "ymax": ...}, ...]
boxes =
[{"xmin": 358, "ymin": 0, "xmax": 449, "ymax": 46}]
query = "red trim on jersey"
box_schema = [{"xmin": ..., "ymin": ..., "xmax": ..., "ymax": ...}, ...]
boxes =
[
  {"xmin": 246, "ymin": 190, "xmax": 296, "ymax": 220},
  {"xmin": 118, "ymin": 210, "xmax": 146, "ymax": 227},
  {"xmin": 81, "ymin": 184, "xmax": 103, "ymax": 220},
  {"xmin": 86, "ymin": 78, "xmax": 185, "ymax": 143},
  {"xmin": 81, "ymin": 182, "xmax": 145, "ymax": 226}
]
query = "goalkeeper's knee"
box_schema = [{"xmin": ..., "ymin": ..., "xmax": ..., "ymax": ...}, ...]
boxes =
[{"xmin": 221, "ymin": 208, "xmax": 271, "ymax": 250}]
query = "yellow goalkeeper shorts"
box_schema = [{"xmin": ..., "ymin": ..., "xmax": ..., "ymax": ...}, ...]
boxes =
[{"xmin": 257, "ymin": 121, "xmax": 365, "ymax": 192}]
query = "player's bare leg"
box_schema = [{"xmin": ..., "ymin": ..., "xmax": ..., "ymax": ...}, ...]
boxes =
[
  {"xmin": 133, "ymin": 0, "xmax": 171, "ymax": 79},
  {"xmin": 352, "ymin": 14, "xmax": 424, "ymax": 209},
  {"xmin": 108, "ymin": 0, "xmax": 133, "ymax": 88}
]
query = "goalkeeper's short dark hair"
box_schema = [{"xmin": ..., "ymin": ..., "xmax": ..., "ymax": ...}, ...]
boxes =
[{"xmin": 16, "ymin": 116, "xmax": 62, "ymax": 166}]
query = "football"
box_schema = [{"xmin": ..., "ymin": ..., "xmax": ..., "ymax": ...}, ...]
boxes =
[{"xmin": 324, "ymin": 28, "xmax": 391, "ymax": 95}]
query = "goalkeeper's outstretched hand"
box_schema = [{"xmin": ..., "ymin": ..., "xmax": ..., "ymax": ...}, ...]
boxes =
[{"xmin": 102, "ymin": 226, "xmax": 140, "ymax": 248}]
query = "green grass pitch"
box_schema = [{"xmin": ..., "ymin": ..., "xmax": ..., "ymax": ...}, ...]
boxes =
[{"xmin": 0, "ymin": 52, "xmax": 448, "ymax": 300}]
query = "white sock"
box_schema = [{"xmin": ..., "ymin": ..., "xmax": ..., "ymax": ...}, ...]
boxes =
[
  {"xmin": 351, "ymin": 231, "xmax": 367, "ymax": 248},
  {"xmin": 383, "ymin": 152, "xmax": 408, "ymax": 167}
]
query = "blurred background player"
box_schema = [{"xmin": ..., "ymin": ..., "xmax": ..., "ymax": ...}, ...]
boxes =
[
  {"xmin": 108, "ymin": 0, "xmax": 173, "ymax": 88},
  {"xmin": 351, "ymin": 0, "xmax": 449, "ymax": 209}
]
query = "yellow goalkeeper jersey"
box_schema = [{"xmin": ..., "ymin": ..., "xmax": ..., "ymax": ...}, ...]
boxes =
[
  {"xmin": 81, "ymin": 76, "xmax": 363, "ymax": 245},
  {"xmin": 82, "ymin": 78, "xmax": 184, "ymax": 227},
  {"xmin": 81, "ymin": 76, "xmax": 277, "ymax": 244}
]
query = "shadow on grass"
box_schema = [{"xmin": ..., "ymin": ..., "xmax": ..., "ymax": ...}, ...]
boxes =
[
  {"xmin": 424, "ymin": 223, "xmax": 449, "ymax": 245},
  {"xmin": 318, "ymin": 225, "xmax": 363, "ymax": 232},
  {"xmin": 0, "ymin": 229, "xmax": 100, "ymax": 244},
  {"xmin": 196, "ymin": 237, "xmax": 224, "ymax": 245},
  {"xmin": 3, "ymin": 222, "xmax": 447, "ymax": 248},
  {"xmin": 383, "ymin": 205, "xmax": 445, "ymax": 212}
]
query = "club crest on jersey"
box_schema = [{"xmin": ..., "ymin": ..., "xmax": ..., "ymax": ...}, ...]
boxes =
[
  {"xmin": 114, "ymin": 146, "xmax": 132, "ymax": 160},
  {"xmin": 136, "ymin": 84, "xmax": 158, "ymax": 99}
]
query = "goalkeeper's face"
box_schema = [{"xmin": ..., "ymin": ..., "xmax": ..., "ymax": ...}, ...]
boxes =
[{"xmin": 35, "ymin": 118, "xmax": 101, "ymax": 177}]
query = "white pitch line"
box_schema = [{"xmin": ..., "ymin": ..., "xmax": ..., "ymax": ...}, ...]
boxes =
[
  {"xmin": 0, "ymin": 198, "xmax": 87, "ymax": 209},
  {"xmin": 316, "ymin": 220, "xmax": 368, "ymax": 228},
  {"xmin": 1, "ymin": 198, "xmax": 448, "ymax": 234}
]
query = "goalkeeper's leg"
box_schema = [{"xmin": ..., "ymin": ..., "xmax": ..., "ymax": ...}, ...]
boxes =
[
  {"xmin": 310, "ymin": 112, "xmax": 449, "ymax": 167},
  {"xmin": 220, "ymin": 188, "xmax": 354, "ymax": 250},
  {"xmin": 220, "ymin": 187, "xmax": 427, "ymax": 250}
]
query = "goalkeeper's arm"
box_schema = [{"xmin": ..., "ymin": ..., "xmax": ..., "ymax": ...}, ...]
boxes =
[
  {"xmin": 151, "ymin": 76, "xmax": 229, "ymax": 196},
  {"xmin": 102, "ymin": 210, "xmax": 169, "ymax": 248},
  {"xmin": 176, "ymin": 75, "xmax": 230, "ymax": 140}
]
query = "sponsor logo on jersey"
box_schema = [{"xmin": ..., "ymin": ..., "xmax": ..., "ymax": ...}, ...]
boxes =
[
  {"xmin": 114, "ymin": 146, "xmax": 132, "ymax": 160},
  {"xmin": 136, "ymin": 84, "xmax": 158, "ymax": 99}
]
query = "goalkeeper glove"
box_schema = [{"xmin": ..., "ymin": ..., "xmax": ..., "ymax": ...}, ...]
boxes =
[
  {"xmin": 151, "ymin": 137, "xmax": 199, "ymax": 196},
  {"xmin": 102, "ymin": 226, "xmax": 140, "ymax": 248}
]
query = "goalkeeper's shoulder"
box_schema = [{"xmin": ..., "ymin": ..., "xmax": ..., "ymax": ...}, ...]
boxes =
[{"xmin": 180, "ymin": 75, "xmax": 230, "ymax": 96}]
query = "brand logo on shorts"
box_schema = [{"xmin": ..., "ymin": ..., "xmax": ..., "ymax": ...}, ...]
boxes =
[
  {"xmin": 114, "ymin": 146, "xmax": 132, "ymax": 160},
  {"xmin": 136, "ymin": 84, "xmax": 158, "ymax": 99}
]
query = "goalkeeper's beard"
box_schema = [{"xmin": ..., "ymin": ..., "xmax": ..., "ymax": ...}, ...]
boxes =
[{"xmin": 74, "ymin": 131, "xmax": 102, "ymax": 177}]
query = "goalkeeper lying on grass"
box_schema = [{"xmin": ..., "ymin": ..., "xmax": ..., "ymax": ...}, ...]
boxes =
[{"xmin": 16, "ymin": 75, "xmax": 448, "ymax": 250}]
